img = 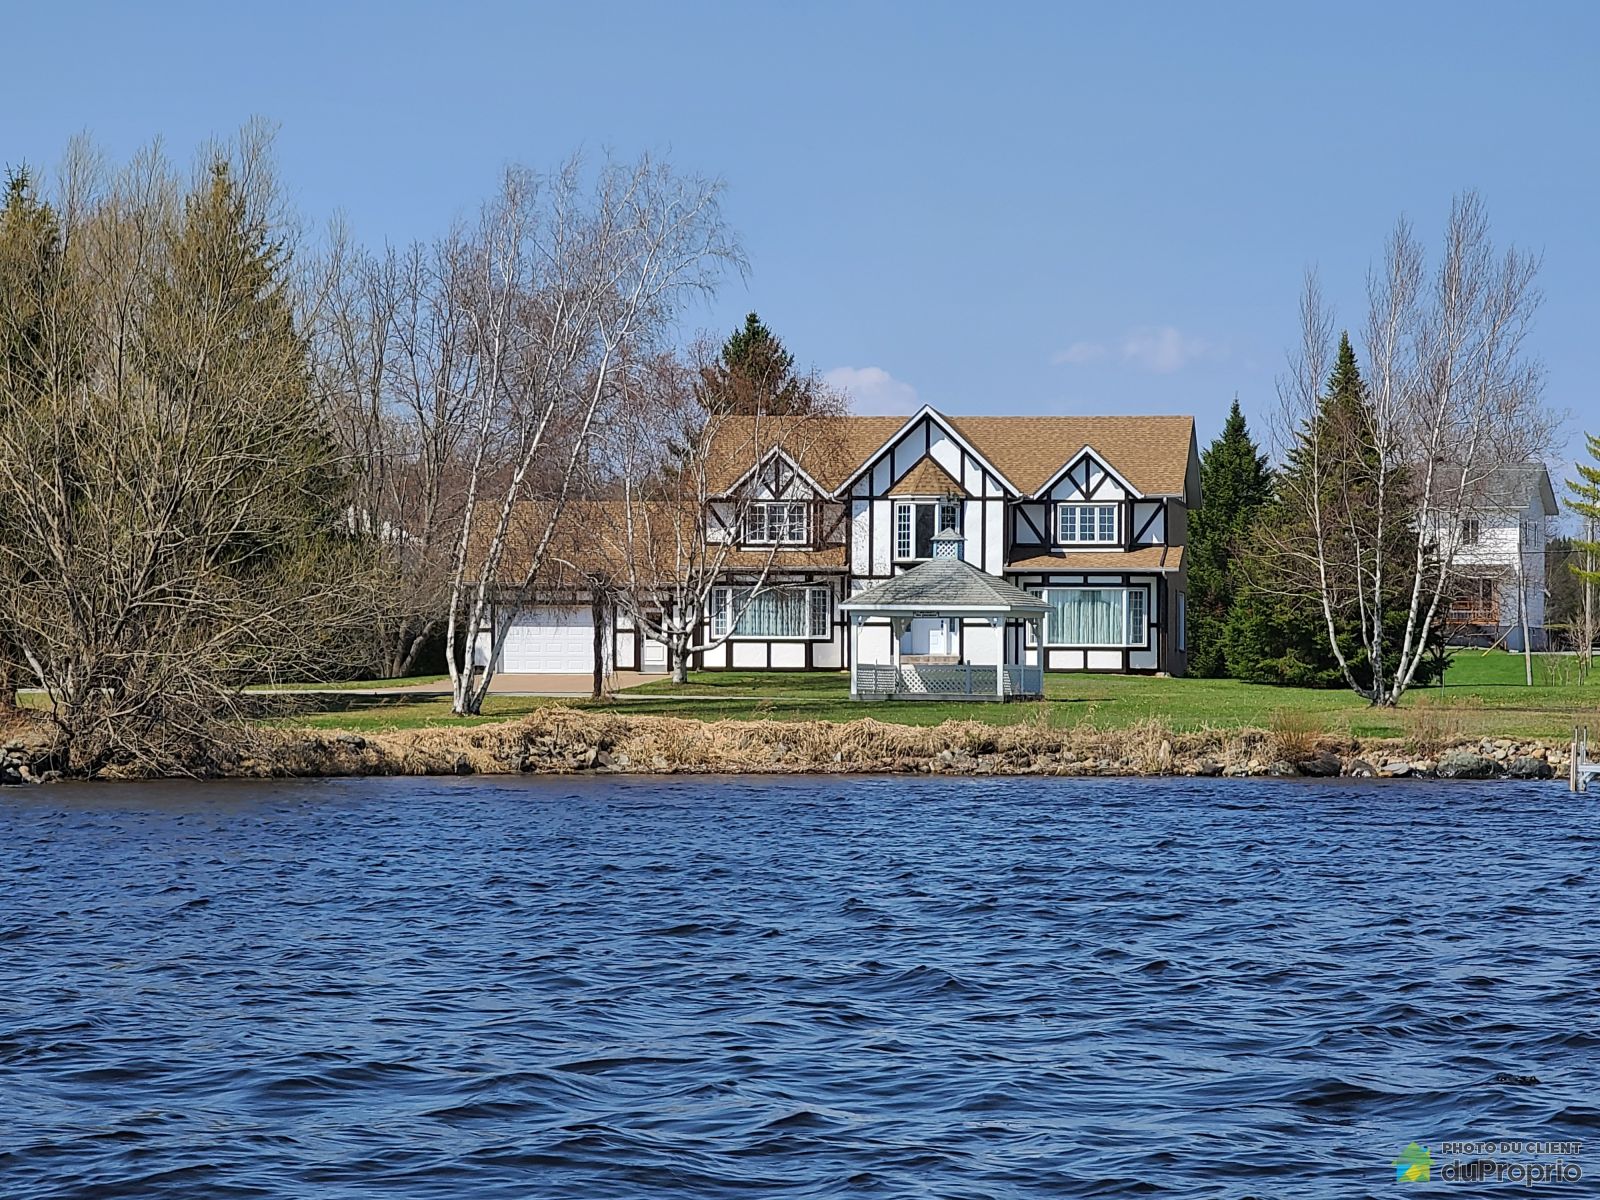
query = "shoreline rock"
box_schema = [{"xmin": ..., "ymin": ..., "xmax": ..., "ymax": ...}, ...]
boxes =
[{"xmin": 0, "ymin": 709, "xmax": 1580, "ymax": 785}]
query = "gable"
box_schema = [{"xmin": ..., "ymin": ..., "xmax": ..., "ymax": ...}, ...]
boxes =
[
  {"xmin": 702, "ymin": 415, "xmax": 904, "ymax": 496},
  {"xmin": 722, "ymin": 447, "xmax": 824, "ymax": 500},
  {"xmin": 1036, "ymin": 447, "xmax": 1140, "ymax": 501},
  {"xmin": 839, "ymin": 407, "xmax": 1018, "ymax": 498},
  {"xmin": 887, "ymin": 457, "xmax": 964, "ymax": 496}
]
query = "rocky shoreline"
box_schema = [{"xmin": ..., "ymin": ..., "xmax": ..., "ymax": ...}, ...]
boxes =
[{"xmin": 2, "ymin": 708, "xmax": 1573, "ymax": 785}]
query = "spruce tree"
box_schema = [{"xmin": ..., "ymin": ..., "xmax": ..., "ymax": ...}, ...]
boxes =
[
  {"xmin": 699, "ymin": 311, "xmax": 814, "ymax": 414},
  {"xmin": 0, "ymin": 168, "xmax": 63, "ymax": 403},
  {"xmin": 1566, "ymin": 432, "xmax": 1600, "ymax": 663},
  {"xmin": 0, "ymin": 167, "xmax": 66, "ymax": 708},
  {"xmin": 1225, "ymin": 333, "xmax": 1444, "ymax": 689},
  {"xmin": 1186, "ymin": 398, "xmax": 1272, "ymax": 676},
  {"xmin": 143, "ymin": 160, "xmax": 343, "ymax": 545}
]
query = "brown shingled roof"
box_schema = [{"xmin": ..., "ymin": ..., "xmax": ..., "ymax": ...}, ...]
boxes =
[
  {"xmin": 887, "ymin": 457, "xmax": 963, "ymax": 496},
  {"xmin": 1007, "ymin": 545, "xmax": 1186, "ymax": 572},
  {"xmin": 479, "ymin": 499, "xmax": 848, "ymax": 585},
  {"xmin": 703, "ymin": 415, "xmax": 905, "ymax": 494},
  {"xmin": 701, "ymin": 410, "xmax": 1195, "ymax": 499},
  {"xmin": 944, "ymin": 414, "xmax": 1195, "ymax": 496}
]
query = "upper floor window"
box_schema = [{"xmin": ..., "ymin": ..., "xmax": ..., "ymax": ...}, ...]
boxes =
[
  {"xmin": 1459, "ymin": 517, "xmax": 1480, "ymax": 546},
  {"xmin": 895, "ymin": 499, "xmax": 961, "ymax": 561},
  {"xmin": 745, "ymin": 501, "xmax": 809, "ymax": 546},
  {"xmin": 1058, "ymin": 503, "xmax": 1119, "ymax": 545}
]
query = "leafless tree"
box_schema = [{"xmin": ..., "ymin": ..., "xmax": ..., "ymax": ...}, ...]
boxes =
[
  {"xmin": 593, "ymin": 350, "xmax": 846, "ymax": 684},
  {"xmin": 1267, "ymin": 193, "xmax": 1556, "ymax": 705},
  {"xmin": 306, "ymin": 232, "xmax": 477, "ymax": 678},
  {"xmin": 441, "ymin": 156, "xmax": 740, "ymax": 715}
]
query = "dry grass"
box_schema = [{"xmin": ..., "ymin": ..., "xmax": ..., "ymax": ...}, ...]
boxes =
[
  {"xmin": 1269, "ymin": 708, "xmax": 1327, "ymax": 764},
  {"xmin": 1403, "ymin": 696, "xmax": 1474, "ymax": 754}
]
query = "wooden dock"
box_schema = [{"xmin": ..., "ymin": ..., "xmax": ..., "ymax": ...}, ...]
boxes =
[{"xmin": 1573, "ymin": 727, "xmax": 1600, "ymax": 793}]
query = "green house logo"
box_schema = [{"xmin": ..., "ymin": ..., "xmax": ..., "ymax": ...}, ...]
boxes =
[{"xmin": 1394, "ymin": 1142, "xmax": 1432, "ymax": 1182}]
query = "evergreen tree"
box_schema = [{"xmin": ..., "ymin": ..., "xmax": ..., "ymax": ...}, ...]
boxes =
[
  {"xmin": 142, "ymin": 160, "xmax": 344, "ymax": 544},
  {"xmin": 698, "ymin": 312, "xmax": 815, "ymax": 414},
  {"xmin": 1186, "ymin": 398, "xmax": 1272, "ymax": 676},
  {"xmin": 1566, "ymin": 432, "xmax": 1600, "ymax": 658},
  {"xmin": 1226, "ymin": 333, "xmax": 1444, "ymax": 689},
  {"xmin": 0, "ymin": 167, "xmax": 65, "ymax": 402},
  {"xmin": 0, "ymin": 167, "xmax": 66, "ymax": 708}
]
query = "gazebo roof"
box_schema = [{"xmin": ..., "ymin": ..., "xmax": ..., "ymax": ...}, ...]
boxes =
[{"xmin": 840, "ymin": 557, "xmax": 1049, "ymax": 615}]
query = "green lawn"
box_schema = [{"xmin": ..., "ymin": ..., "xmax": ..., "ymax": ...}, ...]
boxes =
[
  {"xmin": 249, "ymin": 674, "xmax": 449, "ymax": 692},
  {"xmin": 265, "ymin": 651, "xmax": 1600, "ymax": 741}
]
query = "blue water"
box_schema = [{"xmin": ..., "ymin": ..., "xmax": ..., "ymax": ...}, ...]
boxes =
[{"xmin": 2, "ymin": 775, "xmax": 1596, "ymax": 1198}]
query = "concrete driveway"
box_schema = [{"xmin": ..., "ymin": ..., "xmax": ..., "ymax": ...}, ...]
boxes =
[
  {"xmin": 377, "ymin": 671, "xmax": 658, "ymax": 697},
  {"xmin": 486, "ymin": 671, "xmax": 656, "ymax": 696}
]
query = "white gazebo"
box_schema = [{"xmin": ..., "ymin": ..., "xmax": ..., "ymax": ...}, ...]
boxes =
[{"xmin": 840, "ymin": 533, "xmax": 1048, "ymax": 702}]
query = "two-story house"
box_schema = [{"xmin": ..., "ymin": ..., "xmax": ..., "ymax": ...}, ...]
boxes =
[
  {"xmin": 490, "ymin": 406, "xmax": 1199, "ymax": 680},
  {"xmin": 1441, "ymin": 464, "xmax": 1560, "ymax": 651}
]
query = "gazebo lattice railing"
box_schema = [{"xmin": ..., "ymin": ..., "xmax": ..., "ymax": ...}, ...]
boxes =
[{"xmin": 855, "ymin": 662, "xmax": 1045, "ymax": 700}]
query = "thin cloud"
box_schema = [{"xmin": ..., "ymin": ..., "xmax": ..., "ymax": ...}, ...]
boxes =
[
  {"xmin": 1120, "ymin": 326, "xmax": 1216, "ymax": 374},
  {"xmin": 824, "ymin": 365, "xmax": 920, "ymax": 415},
  {"xmin": 1054, "ymin": 326, "xmax": 1221, "ymax": 374},
  {"xmin": 1052, "ymin": 341, "xmax": 1108, "ymax": 366}
]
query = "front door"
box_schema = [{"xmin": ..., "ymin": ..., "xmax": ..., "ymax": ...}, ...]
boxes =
[{"xmin": 910, "ymin": 618, "xmax": 959, "ymax": 657}]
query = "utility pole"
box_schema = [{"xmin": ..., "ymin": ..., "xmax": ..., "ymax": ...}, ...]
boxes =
[
  {"xmin": 1518, "ymin": 522, "xmax": 1533, "ymax": 686},
  {"xmin": 1585, "ymin": 517, "xmax": 1596, "ymax": 678}
]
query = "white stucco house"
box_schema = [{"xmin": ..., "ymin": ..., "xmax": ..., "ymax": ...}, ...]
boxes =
[{"xmin": 1442, "ymin": 464, "xmax": 1560, "ymax": 651}]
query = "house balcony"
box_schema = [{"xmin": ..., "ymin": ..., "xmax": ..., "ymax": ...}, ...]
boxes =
[{"xmin": 1446, "ymin": 601, "xmax": 1501, "ymax": 625}]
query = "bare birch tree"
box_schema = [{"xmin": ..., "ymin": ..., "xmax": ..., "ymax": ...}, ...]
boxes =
[
  {"xmin": 1266, "ymin": 193, "xmax": 1556, "ymax": 706},
  {"xmin": 591, "ymin": 351, "xmax": 846, "ymax": 683},
  {"xmin": 441, "ymin": 156, "xmax": 739, "ymax": 715},
  {"xmin": 307, "ymin": 233, "xmax": 477, "ymax": 677}
]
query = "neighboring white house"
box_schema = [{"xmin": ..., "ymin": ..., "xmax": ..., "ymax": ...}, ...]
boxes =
[{"xmin": 1442, "ymin": 464, "xmax": 1560, "ymax": 651}]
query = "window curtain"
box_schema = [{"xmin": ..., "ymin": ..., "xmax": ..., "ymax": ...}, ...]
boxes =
[
  {"xmin": 732, "ymin": 587, "xmax": 816, "ymax": 637},
  {"xmin": 1043, "ymin": 588, "xmax": 1124, "ymax": 646}
]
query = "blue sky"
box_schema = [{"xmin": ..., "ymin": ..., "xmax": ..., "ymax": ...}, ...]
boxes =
[{"xmin": 5, "ymin": 1, "xmax": 1596, "ymax": 473}]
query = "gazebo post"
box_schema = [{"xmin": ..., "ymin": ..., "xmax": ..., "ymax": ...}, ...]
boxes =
[
  {"xmin": 1028, "ymin": 616, "xmax": 1042, "ymax": 694},
  {"xmin": 848, "ymin": 612, "xmax": 861, "ymax": 699},
  {"xmin": 992, "ymin": 615, "xmax": 1004, "ymax": 699}
]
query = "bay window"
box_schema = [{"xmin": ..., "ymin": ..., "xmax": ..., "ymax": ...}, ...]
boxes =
[
  {"xmin": 710, "ymin": 585, "xmax": 831, "ymax": 639},
  {"xmin": 1057, "ymin": 503, "xmax": 1119, "ymax": 545},
  {"xmin": 894, "ymin": 499, "xmax": 961, "ymax": 561},
  {"xmin": 1031, "ymin": 586, "xmax": 1149, "ymax": 647},
  {"xmin": 745, "ymin": 501, "xmax": 809, "ymax": 545}
]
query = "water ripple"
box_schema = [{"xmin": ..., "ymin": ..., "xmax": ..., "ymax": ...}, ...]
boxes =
[{"xmin": 1, "ymin": 774, "xmax": 1596, "ymax": 1197}]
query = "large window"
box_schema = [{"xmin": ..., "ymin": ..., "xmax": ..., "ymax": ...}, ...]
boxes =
[
  {"xmin": 1057, "ymin": 503, "xmax": 1119, "ymax": 545},
  {"xmin": 895, "ymin": 499, "xmax": 961, "ymax": 561},
  {"xmin": 1032, "ymin": 586, "xmax": 1148, "ymax": 647},
  {"xmin": 710, "ymin": 586, "xmax": 831, "ymax": 640},
  {"xmin": 745, "ymin": 501, "xmax": 809, "ymax": 545}
]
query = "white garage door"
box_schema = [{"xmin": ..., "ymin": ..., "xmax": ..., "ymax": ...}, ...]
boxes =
[{"xmin": 500, "ymin": 607, "xmax": 595, "ymax": 673}]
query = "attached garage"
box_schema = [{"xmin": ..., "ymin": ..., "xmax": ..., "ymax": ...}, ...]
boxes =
[{"xmin": 497, "ymin": 606, "xmax": 598, "ymax": 674}]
